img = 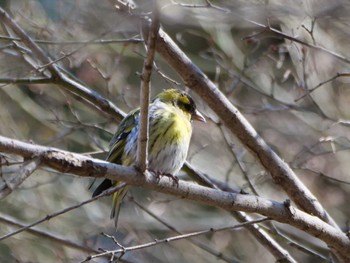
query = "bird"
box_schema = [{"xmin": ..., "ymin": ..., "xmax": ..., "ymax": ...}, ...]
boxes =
[{"xmin": 92, "ymin": 88, "xmax": 206, "ymax": 227}]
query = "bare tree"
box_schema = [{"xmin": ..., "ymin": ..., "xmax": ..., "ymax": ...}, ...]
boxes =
[{"xmin": 1, "ymin": 1, "xmax": 350, "ymax": 262}]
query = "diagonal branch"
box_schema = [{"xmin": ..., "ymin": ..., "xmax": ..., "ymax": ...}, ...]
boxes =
[
  {"xmin": 130, "ymin": 198, "xmax": 238, "ymax": 263},
  {"xmin": 244, "ymin": 19, "xmax": 350, "ymax": 64},
  {"xmin": 0, "ymin": 8, "xmax": 54, "ymax": 74},
  {"xmin": 0, "ymin": 183, "xmax": 123, "ymax": 241},
  {"xmin": 153, "ymin": 27, "xmax": 339, "ymax": 229},
  {"xmin": 0, "ymin": 7, "xmax": 126, "ymax": 122},
  {"xmin": 183, "ymin": 162, "xmax": 297, "ymax": 263},
  {"xmin": 0, "ymin": 213, "xmax": 99, "ymax": 254},
  {"xmin": 0, "ymin": 157, "xmax": 41, "ymax": 199},
  {"xmin": 82, "ymin": 217, "xmax": 268, "ymax": 262}
]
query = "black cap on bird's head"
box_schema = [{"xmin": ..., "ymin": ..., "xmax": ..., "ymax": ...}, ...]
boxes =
[{"xmin": 155, "ymin": 89, "xmax": 206, "ymax": 123}]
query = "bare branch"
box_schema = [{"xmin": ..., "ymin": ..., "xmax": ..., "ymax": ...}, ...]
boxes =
[
  {"xmin": 0, "ymin": 7, "xmax": 57, "ymax": 77},
  {"xmin": 295, "ymin": 72, "xmax": 350, "ymax": 102},
  {"xmin": 137, "ymin": 7, "xmax": 160, "ymax": 172},
  {"xmin": 0, "ymin": 183, "xmax": 124, "ymax": 241},
  {"xmin": 0, "ymin": 7, "xmax": 126, "ymax": 122},
  {"xmin": 0, "ymin": 77, "xmax": 52, "ymax": 84},
  {"xmin": 170, "ymin": 0, "xmax": 230, "ymax": 13},
  {"xmin": 55, "ymin": 72, "xmax": 126, "ymax": 122},
  {"xmin": 183, "ymin": 162, "xmax": 297, "ymax": 263},
  {"xmin": 0, "ymin": 213, "xmax": 99, "ymax": 254},
  {"xmin": 82, "ymin": 217, "xmax": 269, "ymax": 262},
  {"xmin": 154, "ymin": 27, "xmax": 340, "ymax": 229},
  {"xmin": 130, "ymin": 198, "xmax": 238, "ymax": 263},
  {"xmin": 0, "ymin": 135, "xmax": 349, "ymax": 256},
  {"xmin": 244, "ymin": 19, "xmax": 350, "ymax": 64},
  {"xmin": 0, "ymin": 157, "xmax": 41, "ymax": 199},
  {"xmin": 0, "ymin": 34, "xmax": 143, "ymax": 45}
]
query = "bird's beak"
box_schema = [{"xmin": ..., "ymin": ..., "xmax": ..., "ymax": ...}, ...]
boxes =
[{"xmin": 192, "ymin": 109, "xmax": 206, "ymax": 123}]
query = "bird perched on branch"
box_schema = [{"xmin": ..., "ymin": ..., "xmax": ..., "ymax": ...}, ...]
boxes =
[{"xmin": 92, "ymin": 88, "xmax": 206, "ymax": 227}]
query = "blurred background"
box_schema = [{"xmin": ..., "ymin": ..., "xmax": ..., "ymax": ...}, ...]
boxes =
[{"xmin": 1, "ymin": 0, "xmax": 350, "ymax": 262}]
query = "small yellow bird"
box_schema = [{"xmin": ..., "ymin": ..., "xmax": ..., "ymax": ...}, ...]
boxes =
[{"xmin": 93, "ymin": 89, "xmax": 205, "ymax": 227}]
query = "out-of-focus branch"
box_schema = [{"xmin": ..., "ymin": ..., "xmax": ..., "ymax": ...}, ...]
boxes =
[
  {"xmin": 0, "ymin": 77, "xmax": 52, "ymax": 84},
  {"xmin": 0, "ymin": 7, "xmax": 58, "ymax": 77},
  {"xmin": 137, "ymin": 7, "xmax": 160, "ymax": 172},
  {"xmin": 0, "ymin": 34, "xmax": 142, "ymax": 44},
  {"xmin": 0, "ymin": 7, "xmax": 125, "ymax": 122},
  {"xmin": 154, "ymin": 27, "xmax": 339, "ymax": 229},
  {"xmin": 0, "ymin": 135, "xmax": 349, "ymax": 256},
  {"xmin": 0, "ymin": 157, "xmax": 41, "ymax": 199},
  {"xmin": 55, "ymin": 73, "xmax": 125, "ymax": 122},
  {"xmin": 82, "ymin": 217, "xmax": 268, "ymax": 262},
  {"xmin": 183, "ymin": 162, "xmax": 297, "ymax": 263},
  {"xmin": 244, "ymin": 19, "xmax": 350, "ymax": 64},
  {"xmin": 168, "ymin": 3, "xmax": 350, "ymax": 64},
  {"xmin": 0, "ymin": 213, "xmax": 99, "ymax": 254},
  {"xmin": 130, "ymin": 198, "xmax": 238, "ymax": 263},
  {"xmin": 295, "ymin": 72, "xmax": 350, "ymax": 102},
  {"xmin": 0, "ymin": 183, "xmax": 123, "ymax": 241}
]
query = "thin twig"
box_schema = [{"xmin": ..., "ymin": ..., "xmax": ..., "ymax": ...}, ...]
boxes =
[
  {"xmin": 81, "ymin": 217, "xmax": 269, "ymax": 262},
  {"xmin": 295, "ymin": 72, "xmax": 350, "ymax": 102},
  {"xmin": 36, "ymin": 30, "xmax": 119, "ymax": 71},
  {"xmin": 183, "ymin": 162, "xmax": 297, "ymax": 263},
  {"xmin": 137, "ymin": 6, "xmax": 160, "ymax": 172},
  {"xmin": 0, "ymin": 34, "xmax": 143, "ymax": 45},
  {"xmin": 269, "ymin": 224, "xmax": 330, "ymax": 261},
  {"xmin": 130, "ymin": 198, "xmax": 238, "ymax": 263},
  {"xmin": 294, "ymin": 167, "xmax": 350, "ymax": 185},
  {"xmin": 244, "ymin": 19, "xmax": 350, "ymax": 64},
  {"xmin": 0, "ymin": 183, "xmax": 124, "ymax": 241},
  {"xmin": 0, "ymin": 213, "xmax": 100, "ymax": 254},
  {"xmin": 170, "ymin": 3, "xmax": 350, "ymax": 64},
  {"xmin": 0, "ymin": 77, "xmax": 52, "ymax": 84},
  {"xmin": 0, "ymin": 7, "xmax": 58, "ymax": 77},
  {"xmin": 170, "ymin": 0, "xmax": 230, "ymax": 13},
  {"xmin": 0, "ymin": 157, "xmax": 41, "ymax": 199},
  {"xmin": 0, "ymin": 7, "xmax": 126, "ymax": 122}
]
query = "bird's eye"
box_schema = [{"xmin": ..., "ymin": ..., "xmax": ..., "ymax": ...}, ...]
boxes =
[
  {"xmin": 178, "ymin": 100, "xmax": 194, "ymax": 114},
  {"xmin": 183, "ymin": 102, "xmax": 193, "ymax": 113},
  {"xmin": 176, "ymin": 93, "xmax": 195, "ymax": 113}
]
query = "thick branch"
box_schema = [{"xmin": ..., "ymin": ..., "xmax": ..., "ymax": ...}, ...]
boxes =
[
  {"xmin": 154, "ymin": 28, "xmax": 339, "ymax": 229},
  {"xmin": 0, "ymin": 135, "xmax": 349, "ymax": 256}
]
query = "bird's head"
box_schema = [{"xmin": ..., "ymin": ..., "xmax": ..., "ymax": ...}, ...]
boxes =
[{"xmin": 154, "ymin": 89, "xmax": 206, "ymax": 123}]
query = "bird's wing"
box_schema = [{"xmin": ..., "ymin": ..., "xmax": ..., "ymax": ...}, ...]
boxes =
[
  {"xmin": 92, "ymin": 108, "xmax": 139, "ymax": 198},
  {"xmin": 106, "ymin": 107, "xmax": 139, "ymax": 163}
]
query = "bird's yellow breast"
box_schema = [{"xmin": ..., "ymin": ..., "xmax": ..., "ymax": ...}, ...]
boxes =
[
  {"xmin": 151, "ymin": 103, "xmax": 192, "ymax": 142},
  {"xmin": 168, "ymin": 108, "xmax": 192, "ymax": 143},
  {"xmin": 146, "ymin": 104, "xmax": 192, "ymax": 174}
]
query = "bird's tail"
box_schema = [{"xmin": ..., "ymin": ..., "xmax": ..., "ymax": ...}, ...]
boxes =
[{"xmin": 111, "ymin": 183, "xmax": 130, "ymax": 228}]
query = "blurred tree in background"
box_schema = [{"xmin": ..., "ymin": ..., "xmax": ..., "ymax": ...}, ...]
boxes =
[{"xmin": 1, "ymin": 0, "xmax": 350, "ymax": 262}]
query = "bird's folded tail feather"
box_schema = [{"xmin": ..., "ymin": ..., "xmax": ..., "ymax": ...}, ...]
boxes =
[
  {"xmin": 111, "ymin": 184, "xmax": 130, "ymax": 228},
  {"xmin": 92, "ymin": 179, "xmax": 113, "ymax": 197}
]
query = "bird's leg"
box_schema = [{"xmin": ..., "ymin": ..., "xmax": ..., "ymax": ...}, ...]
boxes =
[{"xmin": 152, "ymin": 170, "xmax": 179, "ymax": 187}]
